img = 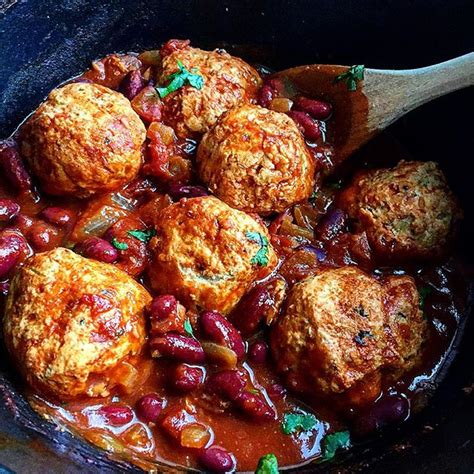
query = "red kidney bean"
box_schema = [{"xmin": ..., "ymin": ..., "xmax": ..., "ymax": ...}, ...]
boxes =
[
  {"xmin": 0, "ymin": 199, "xmax": 20, "ymax": 222},
  {"xmin": 167, "ymin": 183, "xmax": 209, "ymax": 200},
  {"xmin": 135, "ymin": 393, "xmax": 166, "ymax": 423},
  {"xmin": 294, "ymin": 96, "xmax": 333, "ymax": 120},
  {"xmin": 248, "ymin": 341, "xmax": 269, "ymax": 364},
  {"xmin": 75, "ymin": 237, "xmax": 118, "ymax": 263},
  {"xmin": 0, "ymin": 230, "xmax": 28, "ymax": 279},
  {"xmin": 316, "ymin": 208, "xmax": 347, "ymax": 241},
  {"xmin": 258, "ymin": 84, "xmax": 276, "ymax": 108},
  {"xmin": 0, "ymin": 281, "xmax": 9, "ymax": 296},
  {"xmin": 288, "ymin": 110, "xmax": 322, "ymax": 141},
  {"xmin": 150, "ymin": 333, "xmax": 205, "ymax": 363},
  {"xmin": 234, "ymin": 391, "xmax": 276, "ymax": 421},
  {"xmin": 13, "ymin": 214, "xmax": 34, "ymax": 234},
  {"xmin": 98, "ymin": 405, "xmax": 134, "ymax": 426},
  {"xmin": 119, "ymin": 69, "xmax": 147, "ymax": 100},
  {"xmin": 172, "ymin": 364, "xmax": 205, "ymax": 393},
  {"xmin": 27, "ymin": 221, "xmax": 60, "ymax": 252},
  {"xmin": 0, "ymin": 142, "xmax": 33, "ymax": 193},
  {"xmin": 200, "ymin": 311, "xmax": 245, "ymax": 360},
  {"xmin": 352, "ymin": 394, "xmax": 410, "ymax": 438},
  {"xmin": 206, "ymin": 370, "xmax": 246, "ymax": 401},
  {"xmin": 149, "ymin": 295, "xmax": 178, "ymax": 321},
  {"xmin": 160, "ymin": 39, "xmax": 191, "ymax": 58},
  {"xmin": 40, "ymin": 207, "xmax": 74, "ymax": 227},
  {"xmin": 199, "ymin": 445, "xmax": 236, "ymax": 473},
  {"xmin": 266, "ymin": 383, "xmax": 287, "ymax": 401}
]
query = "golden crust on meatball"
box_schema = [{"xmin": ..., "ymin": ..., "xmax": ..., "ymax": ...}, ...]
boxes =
[
  {"xmin": 148, "ymin": 196, "xmax": 277, "ymax": 314},
  {"xmin": 3, "ymin": 248, "xmax": 151, "ymax": 400},
  {"xmin": 271, "ymin": 266, "xmax": 426, "ymax": 398},
  {"xmin": 21, "ymin": 83, "xmax": 146, "ymax": 197},
  {"xmin": 158, "ymin": 46, "xmax": 262, "ymax": 138},
  {"xmin": 339, "ymin": 161, "xmax": 462, "ymax": 260},
  {"xmin": 197, "ymin": 104, "xmax": 316, "ymax": 215}
]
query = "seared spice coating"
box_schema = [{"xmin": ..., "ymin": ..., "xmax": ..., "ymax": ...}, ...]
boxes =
[
  {"xmin": 159, "ymin": 46, "xmax": 262, "ymax": 138},
  {"xmin": 197, "ymin": 104, "xmax": 316, "ymax": 215},
  {"xmin": 271, "ymin": 266, "xmax": 426, "ymax": 397},
  {"xmin": 3, "ymin": 248, "xmax": 151, "ymax": 399},
  {"xmin": 339, "ymin": 161, "xmax": 462, "ymax": 260},
  {"xmin": 20, "ymin": 83, "xmax": 146, "ymax": 197},
  {"xmin": 148, "ymin": 196, "xmax": 277, "ymax": 314}
]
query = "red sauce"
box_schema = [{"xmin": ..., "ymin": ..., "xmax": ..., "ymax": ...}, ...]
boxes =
[{"xmin": 0, "ymin": 48, "xmax": 470, "ymax": 472}]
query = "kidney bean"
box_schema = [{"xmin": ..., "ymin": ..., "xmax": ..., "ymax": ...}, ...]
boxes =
[
  {"xmin": 0, "ymin": 142, "xmax": 32, "ymax": 193},
  {"xmin": 40, "ymin": 207, "xmax": 74, "ymax": 227},
  {"xmin": 172, "ymin": 364, "xmax": 205, "ymax": 393},
  {"xmin": 199, "ymin": 446, "xmax": 236, "ymax": 473},
  {"xmin": 27, "ymin": 221, "xmax": 60, "ymax": 252},
  {"xmin": 150, "ymin": 333, "xmax": 205, "ymax": 363},
  {"xmin": 98, "ymin": 405, "xmax": 134, "ymax": 426},
  {"xmin": 75, "ymin": 237, "xmax": 118, "ymax": 263},
  {"xmin": 149, "ymin": 295, "xmax": 178, "ymax": 321},
  {"xmin": 135, "ymin": 393, "xmax": 166, "ymax": 423},
  {"xmin": 316, "ymin": 208, "xmax": 347, "ymax": 241},
  {"xmin": 248, "ymin": 341, "xmax": 269, "ymax": 364},
  {"xmin": 266, "ymin": 383, "xmax": 287, "ymax": 401},
  {"xmin": 206, "ymin": 370, "xmax": 246, "ymax": 401},
  {"xmin": 352, "ymin": 394, "xmax": 410, "ymax": 438},
  {"xmin": 258, "ymin": 84, "xmax": 276, "ymax": 108},
  {"xmin": 119, "ymin": 69, "xmax": 147, "ymax": 100},
  {"xmin": 167, "ymin": 183, "xmax": 209, "ymax": 200},
  {"xmin": 288, "ymin": 110, "xmax": 322, "ymax": 141},
  {"xmin": 234, "ymin": 391, "xmax": 276, "ymax": 421},
  {"xmin": 294, "ymin": 96, "xmax": 333, "ymax": 120},
  {"xmin": 0, "ymin": 230, "xmax": 29, "ymax": 279},
  {"xmin": 0, "ymin": 281, "xmax": 9, "ymax": 296},
  {"xmin": 160, "ymin": 39, "xmax": 191, "ymax": 58},
  {"xmin": 0, "ymin": 199, "xmax": 20, "ymax": 222},
  {"xmin": 200, "ymin": 311, "xmax": 245, "ymax": 360},
  {"xmin": 13, "ymin": 214, "xmax": 34, "ymax": 233}
]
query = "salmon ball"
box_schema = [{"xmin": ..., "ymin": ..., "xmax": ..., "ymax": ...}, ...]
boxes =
[
  {"xmin": 271, "ymin": 266, "xmax": 426, "ymax": 399},
  {"xmin": 339, "ymin": 161, "xmax": 462, "ymax": 260},
  {"xmin": 158, "ymin": 44, "xmax": 262, "ymax": 138},
  {"xmin": 197, "ymin": 104, "xmax": 316, "ymax": 215},
  {"xmin": 20, "ymin": 83, "xmax": 146, "ymax": 198},
  {"xmin": 148, "ymin": 196, "xmax": 277, "ymax": 314},
  {"xmin": 3, "ymin": 248, "xmax": 151, "ymax": 400}
]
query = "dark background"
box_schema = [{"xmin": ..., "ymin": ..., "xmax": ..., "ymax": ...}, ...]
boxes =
[{"xmin": 1, "ymin": 0, "xmax": 473, "ymax": 472}]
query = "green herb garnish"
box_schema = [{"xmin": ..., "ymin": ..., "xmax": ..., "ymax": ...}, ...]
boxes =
[
  {"xmin": 334, "ymin": 65, "xmax": 365, "ymax": 91},
  {"xmin": 418, "ymin": 286, "xmax": 432, "ymax": 309},
  {"xmin": 255, "ymin": 453, "xmax": 279, "ymax": 474},
  {"xmin": 183, "ymin": 319, "xmax": 194, "ymax": 337},
  {"xmin": 282, "ymin": 412, "xmax": 318, "ymax": 435},
  {"xmin": 320, "ymin": 431, "xmax": 351, "ymax": 462},
  {"xmin": 127, "ymin": 228, "xmax": 157, "ymax": 243},
  {"xmin": 246, "ymin": 231, "xmax": 270, "ymax": 266},
  {"xmin": 156, "ymin": 60, "xmax": 204, "ymax": 98},
  {"xmin": 111, "ymin": 238, "xmax": 128, "ymax": 251}
]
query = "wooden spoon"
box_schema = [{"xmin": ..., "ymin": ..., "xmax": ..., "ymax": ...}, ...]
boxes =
[{"xmin": 273, "ymin": 53, "xmax": 474, "ymax": 164}]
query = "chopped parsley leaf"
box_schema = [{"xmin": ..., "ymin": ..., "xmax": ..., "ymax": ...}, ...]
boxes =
[
  {"xmin": 334, "ymin": 65, "xmax": 365, "ymax": 91},
  {"xmin": 320, "ymin": 431, "xmax": 351, "ymax": 462},
  {"xmin": 127, "ymin": 228, "xmax": 157, "ymax": 243},
  {"xmin": 246, "ymin": 231, "xmax": 270, "ymax": 267},
  {"xmin": 282, "ymin": 412, "xmax": 318, "ymax": 435},
  {"xmin": 255, "ymin": 453, "xmax": 278, "ymax": 474},
  {"xmin": 183, "ymin": 319, "xmax": 194, "ymax": 337},
  {"xmin": 111, "ymin": 238, "xmax": 128, "ymax": 251},
  {"xmin": 156, "ymin": 60, "xmax": 204, "ymax": 98}
]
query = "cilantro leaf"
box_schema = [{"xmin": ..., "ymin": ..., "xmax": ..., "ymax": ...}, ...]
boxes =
[
  {"xmin": 320, "ymin": 431, "xmax": 351, "ymax": 462},
  {"xmin": 334, "ymin": 65, "xmax": 365, "ymax": 91},
  {"xmin": 183, "ymin": 318, "xmax": 194, "ymax": 337},
  {"xmin": 255, "ymin": 453, "xmax": 278, "ymax": 474},
  {"xmin": 127, "ymin": 228, "xmax": 157, "ymax": 243},
  {"xmin": 156, "ymin": 60, "xmax": 204, "ymax": 98},
  {"xmin": 111, "ymin": 238, "xmax": 128, "ymax": 251},
  {"xmin": 282, "ymin": 412, "xmax": 318, "ymax": 435},
  {"xmin": 246, "ymin": 231, "xmax": 270, "ymax": 267},
  {"xmin": 418, "ymin": 286, "xmax": 432, "ymax": 309}
]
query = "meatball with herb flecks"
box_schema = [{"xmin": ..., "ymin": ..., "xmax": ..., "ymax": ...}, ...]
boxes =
[{"xmin": 148, "ymin": 196, "xmax": 277, "ymax": 314}]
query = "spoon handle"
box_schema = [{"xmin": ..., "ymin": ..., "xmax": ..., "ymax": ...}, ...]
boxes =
[{"xmin": 365, "ymin": 52, "xmax": 474, "ymax": 131}]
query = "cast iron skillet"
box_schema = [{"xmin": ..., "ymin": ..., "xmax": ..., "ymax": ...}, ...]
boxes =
[{"xmin": 1, "ymin": 0, "xmax": 473, "ymax": 472}]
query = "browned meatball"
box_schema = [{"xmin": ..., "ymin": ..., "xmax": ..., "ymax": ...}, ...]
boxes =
[
  {"xmin": 148, "ymin": 196, "xmax": 277, "ymax": 314},
  {"xmin": 271, "ymin": 266, "xmax": 426, "ymax": 399},
  {"xmin": 21, "ymin": 83, "xmax": 146, "ymax": 198},
  {"xmin": 3, "ymin": 248, "xmax": 151, "ymax": 400},
  {"xmin": 158, "ymin": 44, "xmax": 262, "ymax": 138},
  {"xmin": 339, "ymin": 161, "xmax": 462, "ymax": 260},
  {"xmin": 197, "ymin": 104, "xmax": 316, "ymax": 215}
]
